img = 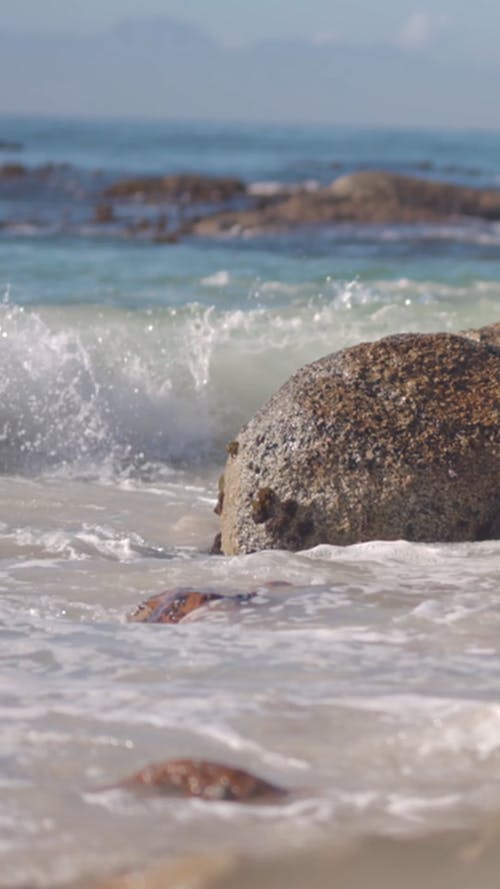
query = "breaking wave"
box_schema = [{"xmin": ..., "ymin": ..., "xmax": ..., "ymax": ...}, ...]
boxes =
[{"xmin": 0, "ymin": 276, "xmax": 496, "ymax": 477}]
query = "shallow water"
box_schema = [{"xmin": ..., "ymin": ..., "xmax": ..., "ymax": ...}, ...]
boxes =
[
  {"xmin": 0, "ymin": 116, "xmax": 499, "ymax": 886},
  {"xmin": 3, "ymin": 524, "xmax": 500, "ymax": 885}
]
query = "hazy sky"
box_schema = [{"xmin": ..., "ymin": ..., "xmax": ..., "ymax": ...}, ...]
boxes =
[
  {"xmin": 0, "ymin": 0, "xmax": 497, "ymax": 126},
  {"xmin": 1, "ymin": 0, "xmax": 496, "ymax": 63}
]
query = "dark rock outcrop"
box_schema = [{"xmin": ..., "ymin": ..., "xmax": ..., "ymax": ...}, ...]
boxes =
[
  {"xmin": 0, "ymin": 162, "xmax": 26, "ymax": 178},
  {"xmin": 104, "ymin": 173, "xmax": 245, "ymax": 204},
  {"xmin": 117, "ymin": 758, "xmax": 287, "ymax": 802},
  {"xmin": 188, "ymin": 171, "xmax": 500, "ymax": 237},
  {"xmin": 219, "ymin": 326, "xmax": 500, "ymax": 554},
  {"xmin": 327, "ymin": 171, "xmax": 500, "ymax": 220}
]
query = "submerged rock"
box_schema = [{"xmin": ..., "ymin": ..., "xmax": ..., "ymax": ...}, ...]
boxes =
[
  {"xmin": 187, "ymin": 171, "xmax": 500, "ymax": 236},
  {"xmin": 87, "ymin": 824, "xmax": 500, "ymax": 889},
  {"xmin": 117, "ymin": 758, "xmax": 287, "ymax": 802},
  {"xmin": 219, "ymin": 329, "xmax": 500, "ymax": 554},
  {"xmin": 127, "ymin": 588, "xmax": 255, "ymax": 623}
]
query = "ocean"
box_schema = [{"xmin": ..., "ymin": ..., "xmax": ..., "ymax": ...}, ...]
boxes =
[{"xmin": 0, "ymin": 115, "xmax": 500, "ymax": 887}]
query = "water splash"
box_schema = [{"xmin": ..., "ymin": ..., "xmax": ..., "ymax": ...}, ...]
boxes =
[
  {"xmin": 0, "ymin": 301, "xmax": 110, "ymax": 473},
  {"xmin": 0, "ymin": 277, "xmax": 492, "ymax": 478}
]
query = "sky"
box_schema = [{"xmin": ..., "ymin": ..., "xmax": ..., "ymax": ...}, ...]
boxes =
[
  {"xmin": 1, "ymin": 0, "xmax": 497, "ymax": 65},
  {"xmin": 0, "ymin": 1, "xmax": 497, "ymax": 127}
]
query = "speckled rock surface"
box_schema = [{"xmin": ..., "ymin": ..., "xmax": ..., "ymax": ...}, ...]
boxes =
[
  {"xmin": 117, "ymin": 758, "xmax": 287, "ymax": 802},
  {"xmin": 219, "ymin": 330, "xmax": 500, "ymax": 554},
  {"xmin": 462, "ymin": 321, "xmax": 500, "ymax": 349},
  {"xmin": 127, "ymin": 588, "xmax": 255, "ymax": 623},
  {"xmin": 128, "ymin": 589, "xmax": 227, "ymax": 623}
]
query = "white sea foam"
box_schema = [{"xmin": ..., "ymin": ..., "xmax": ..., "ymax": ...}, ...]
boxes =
[
  {"xmin": 0, "ymin": 279, "xmax": 495, "ymax": 479},
  {"xmin": 1, "ymin": 514, "xmax": 500, "ymax": 885},
  {"xmin": 201, "ymin": 269, "xmax": 231, "ymax": 287},
  {"xmin": 247, "ymin": 179, "xmax": 320, "ymax": 196},
  {"xmin": 247, "ymin": 181, "xmax": 291, "ymax": 196}
]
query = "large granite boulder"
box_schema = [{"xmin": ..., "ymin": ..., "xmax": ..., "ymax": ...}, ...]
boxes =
[
  {"xmin": 462, "ymin": 321, "xmax": 500, "ymax": 348},
  {"xmin": 219, "ymin": 327, "xmax": 500, "ymax": 554}
]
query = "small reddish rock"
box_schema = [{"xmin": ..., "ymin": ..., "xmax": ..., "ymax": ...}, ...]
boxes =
[
  {"xmin": 119, "ymin": 758, "xmax": 288, "ymax": 802},
  {"xmin": 128, "ymin": 589, "xmax": 223, "ymax": 623},
  {"xmin": 127, "ymin": 588, "xmax": 254, "ymax": 624}
]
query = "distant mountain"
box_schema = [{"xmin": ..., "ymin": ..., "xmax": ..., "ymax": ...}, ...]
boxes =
[{"xmin": 0, "ymin": 17, "xmax": 497, "ymax": 129}]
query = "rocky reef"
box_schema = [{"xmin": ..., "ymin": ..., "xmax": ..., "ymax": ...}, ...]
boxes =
[
  {"xmin": 218, "ymin": 325, "xmax": 500, "ymax": 554},
  {"xmin": 3, "ymin": 166, "xmax": 500, "ymax": 242},
  {"xmin": 104, "ymin": 172, "xmax": 245, "ymax": 204},
  {"xmin": 187, "ymin": 171, "xmax": 500, "ymax": 237}
]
